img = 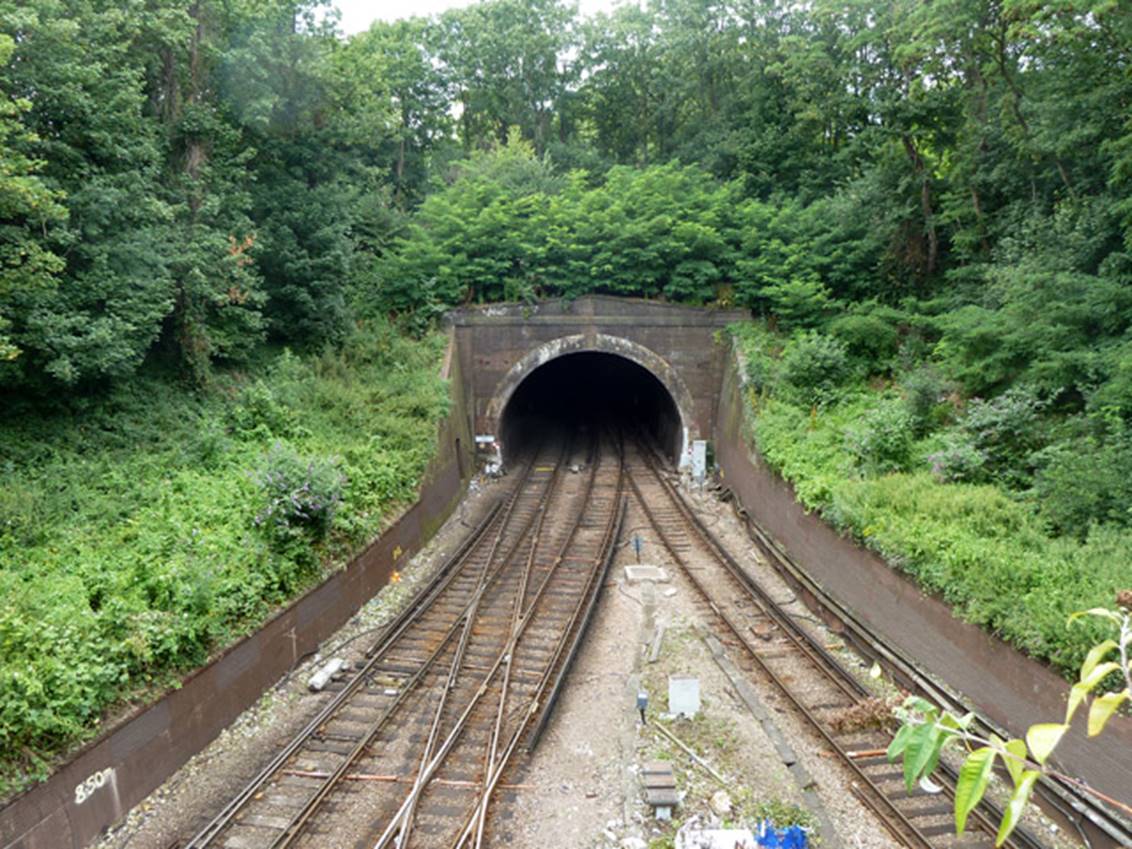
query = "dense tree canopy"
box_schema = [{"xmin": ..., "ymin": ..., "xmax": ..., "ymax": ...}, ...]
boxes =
[
  {"xmin": 2, "ymin": 0, "xmax": 1129, "ymax": 502},
  {"xmin": 3, "ymin": 0, "xmax": 1129, "ymax": 387}
]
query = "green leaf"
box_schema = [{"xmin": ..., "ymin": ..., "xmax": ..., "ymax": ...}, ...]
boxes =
[
  {"xmin": 1025, "ymin": 723, "xmax": 1067, "ymax": 765},
  {"xmin": 1079, "ymin": 640, "xmax": 1118, "ymax": 683},
  {"xmin": 1079, "ymin": 661, "xmax": 1122, "ymax": 692},
  {"xmin": 955, "ymin": 747, "xmax": 996, "ymax": 835},
  {"xmin": 887, "ymin": 722, "xmax": 914, "ymax": 761},
  {"xmin": 902, "ymin": 695, "xmax": 939, "ymax": 716},
  {"xmin": 1087, "ymin": 690, "xmax": 1129, "ymax": 737},
  {"xmin": 1069, "ymin": 608, "xmax": 1122, "ymax": 627},
  {"xmin": 939, "ymin": 711, "xmax": 974, "ymax": 732},
  {"xmin": 1001, "ymin": 738, "xmax": 1028, "ymax": 786},
  {"xmin": 904, "ymin": 722, "xmax": 943, "ymax": 792},
  {"xmin": 996, "ymin": 770, "xmax": 1039, "ymax": 846},
  {"xmin": 1065, "ymin": 682, "xmax": 1091, "ymax": 724}
]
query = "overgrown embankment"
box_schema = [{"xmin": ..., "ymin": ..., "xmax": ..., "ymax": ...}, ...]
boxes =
[
  {"xmin": 0, "ymin": 323, "xmax": 448, "ymax": 798},
  {"xmin": 731, "ymin": 322, "xmax": 1132, "ymax": 681}
]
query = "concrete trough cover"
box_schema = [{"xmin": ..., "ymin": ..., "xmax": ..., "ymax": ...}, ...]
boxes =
[
  {"xmin": 646, "ymin": 787, "xmax": 681, "ymax": 807},
  {"xmin": 668, "ymin": 675, "xmax": 701, "ymax": 718},
  {"xmin": 624, "ymin": 564, "xmax": 669, "ymax": 584}
]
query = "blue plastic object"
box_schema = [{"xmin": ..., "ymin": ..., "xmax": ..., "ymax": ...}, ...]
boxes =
[{"xmin": 755, "ymin": 820, "xmax": 808, "ymax": 849}]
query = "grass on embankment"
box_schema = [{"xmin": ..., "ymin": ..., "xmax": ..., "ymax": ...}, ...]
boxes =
[
  {"xmin": 731, "ymin": 322, "xmax": 1132, "ymax": 681},
  {"xmin": 0, "ymin": 322, "xmax": 448, "ymax": 798}
]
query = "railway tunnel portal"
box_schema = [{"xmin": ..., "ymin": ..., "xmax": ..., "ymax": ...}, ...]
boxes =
[{"xmin": 451, "ymin": 297, "xmax": 746, "ymax": 469}]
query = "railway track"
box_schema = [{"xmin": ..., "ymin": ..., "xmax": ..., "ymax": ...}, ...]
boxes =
[
  {"xmin": 181, "ymin": 433, "xmax": 625, "ymax": 849},
  {"xmin": 722, "ymin": 483, "xmax": 1132, "ymax": 849},
  {"xmin": 177, "ymin": 428, "xmax": 1126, "ymax": 849},
  {"xmin": 624, "ymin": 439, "xmax": 1050, "ymax": 849}
]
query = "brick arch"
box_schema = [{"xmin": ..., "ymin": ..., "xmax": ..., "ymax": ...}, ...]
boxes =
[{"xmin": 486, "ymin": 333, "xmax": 697, "ymax": 465}]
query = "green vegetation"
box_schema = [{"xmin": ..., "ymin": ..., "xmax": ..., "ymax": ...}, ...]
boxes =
[
  {"xmin": 732, "ymin": 321, "xmax": 1131, "ymax": 678},
  {"xmin": 889, "ymin": 602, "xmax": 1132, "ymax": 845},
  {"xmin": 2, "ymin": 0, "xmax": 1131, "ymax": 802},
  {"xmin": 0, "ymin": 325, "xmax": 447, "ymax": 795}
]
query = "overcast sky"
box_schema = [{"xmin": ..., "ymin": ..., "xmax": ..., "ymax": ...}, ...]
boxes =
[{"xmin": 334, "ymin": 0, "xmax": 622, "ymax": 35}]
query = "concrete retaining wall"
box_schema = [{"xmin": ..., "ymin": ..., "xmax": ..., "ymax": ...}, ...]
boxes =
[
  {"xmin": 713, "ymin": 345, "xmax": 1132, "ymax": 803},
  {"xmin": 0, "ymin": 335, "xmax": 475, "ymax": 849}
]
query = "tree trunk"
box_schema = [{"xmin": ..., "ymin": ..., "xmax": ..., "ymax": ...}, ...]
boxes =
[
  {"xmin": 902, "ymin": 134, "xmax": 938, "ymax": 277},
  {"xmin": 994, "ymin": 28, "xmax": 1075, "ymax": 198},
  {"xmin": 966, "ymin": 55, "xmax": 991, "ymax": 254},
  {"xmin": 395, "ymin": 99, "xmax": 408, "ymax": 203},
  {"xmin": 186, "ymin": 0, "xmax": 206, "ymax": 215}
]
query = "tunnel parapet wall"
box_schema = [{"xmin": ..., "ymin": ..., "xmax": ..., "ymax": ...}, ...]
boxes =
[{"xmin": 450, "ymin": 296, "xmax": 745, "ymax": 465}]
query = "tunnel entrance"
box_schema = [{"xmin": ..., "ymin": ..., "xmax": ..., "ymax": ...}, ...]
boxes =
[{"xmin": 499, "ymin": 352, "xmax": 683, "ymax": 465}]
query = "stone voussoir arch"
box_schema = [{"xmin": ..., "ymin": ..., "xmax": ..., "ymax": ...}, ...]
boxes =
[{"xmin": 486, "ymin": 333, "xmax": 697, "ymax": 464}]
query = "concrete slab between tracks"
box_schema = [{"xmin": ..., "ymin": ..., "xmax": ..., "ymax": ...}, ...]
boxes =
[{"xmin": 624, "ymin": 565, "xmax": 670, "ymax": 584}]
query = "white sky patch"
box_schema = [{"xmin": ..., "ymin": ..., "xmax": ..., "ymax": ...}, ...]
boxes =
[{"xmin": 334, "ymin": 0, "xmax": 628, "ymax": 35}]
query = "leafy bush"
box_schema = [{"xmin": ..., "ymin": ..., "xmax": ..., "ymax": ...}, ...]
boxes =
[
  {"xmin": 959, "ymin": 386, "xmax": 1046, "ymax": 488},
  {"xmin": 375, "ymin": 147, "xmax": 739, "ymax": 310},
  {"xmin": 1034, "ymin": 429, "xmax": 1132, "ymax": 536},
  {"xmin": 900, "ymin": 366, "xmax": 950, "ymax": 435},
  {"xmin": 928, "ymin": 431, "xmax": 987, "ymax": 483},
  {"xmin": 254, "ymin": 443, "xmax": 345, "ymax": 541},
  {"xmin": 732, "ymin": 320, "xmax": 1132, "ymax": 680},
  {"xmin": 760, "ymin": 276, "xmax": 831, "ymax": 329},
  {"xmin": 777, "ymin": 331, "xmax": 854, "ymax": 406},
  {"xmin": 229, "ymin": 379, "xmax": 297, "ymax": 441},
  {"xmin": 844, "ymin": 400, "xmax": 915, "ymax": 475},
  {"xmin": 730, "ymin": 321, "xmax": 780, "ymax": 395},
  {"xmin": 0, "ymin": 321, "xmax": 446, "ymax": 798},
  {"xmin": 829, "ymin": 308, "xmax": 901, "ymax": 371}
]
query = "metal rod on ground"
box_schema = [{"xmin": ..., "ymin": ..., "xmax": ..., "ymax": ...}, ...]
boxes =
[{"xmin": 649, "ymin": 719, "xmax": 728, "ymax": 787}]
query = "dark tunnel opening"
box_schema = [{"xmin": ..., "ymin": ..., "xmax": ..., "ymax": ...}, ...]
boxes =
[{"xmin": 500, "ymin": 352, "xmax": 683, "ymax": 465}]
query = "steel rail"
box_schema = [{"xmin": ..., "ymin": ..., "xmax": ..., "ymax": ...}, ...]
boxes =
[
  {"xmin": 373, "ymin": 515, "xmax": 604, "ymax": 848},
  {"xmin": 524, "ymin": 429, "xmax": 628, "ymax": 753},
  {"xmin": 469, "ymin": 437, "xmax": 601, "ymax": 849},
  {"xmin": 181, "ymin": 495, "xmax": 506, "ymax": 849},
  {"xmin": 726, "ymin": 492, "xmax": 1132, "ymax": 849},
  {"xmin": 372, "ymin": 438, "xmax": 596, "ymax": 849},
  {"xmin": 256, "ymin": 445, "xmax": 557, "ymax": 849},
  {"xmin": 187, "ymin": 444, "xmax": 552, "ymax": 849},
  {"xmin": 626, "ymin": 448, "xmax": 939, "ymax": 849},
  {"xmin": 452, "ymin": 439, "xmax": 628, "ymax": 849},
  {"xmin": 463, "ymin": 432, "xmax": 627, "ymax": 849},
  {"xmin": 457, "ymin": 498, "xmax": 628, "ymax": 849},
  {"xmin": 391, "ymin": 439, "xmax": 572, "ymax": 849},
  {"xmin": 630, "ymin": 440, "xmax": 1051, "ymax": 849}
]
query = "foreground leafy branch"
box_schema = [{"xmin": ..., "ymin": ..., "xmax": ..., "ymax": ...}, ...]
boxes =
[{"xmin": 888, "ymin": 595, "xmax": 1132, "ymax": 846}]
